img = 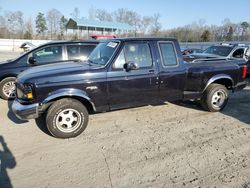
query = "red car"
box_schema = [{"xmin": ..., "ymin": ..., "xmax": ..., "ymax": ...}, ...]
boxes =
[{"xmin": 90, "ymin": 35, "xmax": 116, "ymax": 40}]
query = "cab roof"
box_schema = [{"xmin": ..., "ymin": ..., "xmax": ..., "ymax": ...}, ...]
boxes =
[{"xmin": 105, "ymin": 37, "xmax": 177, "ymax": 42}]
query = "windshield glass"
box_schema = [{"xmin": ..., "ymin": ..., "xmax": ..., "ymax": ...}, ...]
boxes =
[
  {"xmin": 203, "ymin": 46, "xmax": 233, "ymax": 57},
  {"xmin": 88, "ymin": 41, "xmax": 119, "ymax": 65}
]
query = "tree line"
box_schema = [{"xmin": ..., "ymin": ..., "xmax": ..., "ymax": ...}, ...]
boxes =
[
  {"xmin": 160, "ymin": 19, "xmax": 250, "ymax": 42},
  {"xmin": 0, "ymin": 7, "xmax": 249, "ymax": 42},
  {"xmin": 0, "ymin": 7, "xmax": 162, "ymax": 40}
]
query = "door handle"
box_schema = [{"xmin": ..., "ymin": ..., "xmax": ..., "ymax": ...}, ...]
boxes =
[{"xmin": 148, "ymin": 70, "xmax": 155, "ymax": 74}]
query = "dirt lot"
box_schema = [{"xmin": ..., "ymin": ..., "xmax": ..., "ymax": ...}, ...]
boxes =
[
  {"xmin": 0, "ymin": 52, "xmax": 250, "ymax": 188},
  {"xmin": 0, "ymin": 51, "xmax": 20, "ymax": 61}
]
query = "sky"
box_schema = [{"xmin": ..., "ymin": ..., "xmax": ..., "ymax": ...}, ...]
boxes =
[{"xmin": 0, "ymin": 0, "xmax": 250, "ymax": 29}]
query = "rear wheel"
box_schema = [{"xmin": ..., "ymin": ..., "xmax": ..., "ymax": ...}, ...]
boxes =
[
  {"xmin": 201, "ymin": 83, "xmax": 229, "ymax": 112},
  {"xmin": 46, "ymin": 98, "xmax": 89, "ymax": 138},
  {"xmin": 0, "ymin": 77, "xmax": 16, "ymax": 100}
]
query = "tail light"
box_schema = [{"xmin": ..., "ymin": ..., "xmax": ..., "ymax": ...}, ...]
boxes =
[{"xmin": 242, "ymin": 65, "xmax": 247, "ymax": 79}]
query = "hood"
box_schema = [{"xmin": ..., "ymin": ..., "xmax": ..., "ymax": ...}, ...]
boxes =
[{"xmin": 17, "ymin": 61, "xmax": 102, "ymax": 84}]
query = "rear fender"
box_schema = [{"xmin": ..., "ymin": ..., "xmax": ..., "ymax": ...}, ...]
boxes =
[{"xmin": 203, "ymin": 74, "xmax": 234, "ymax": 92}]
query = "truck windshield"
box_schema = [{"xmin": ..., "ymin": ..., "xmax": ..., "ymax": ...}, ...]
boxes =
[
  {"xmin": 203, "ymin": 46, "xmax": 233, "ymax": 57},
  {"xmin": 88, "ymin": 41, "xmax": 119, "ymax": 65}
]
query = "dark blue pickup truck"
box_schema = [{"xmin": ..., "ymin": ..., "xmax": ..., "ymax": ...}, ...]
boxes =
[{"xmin": 12, "ymin": 38, "xmax": 248, "ymax": 138}]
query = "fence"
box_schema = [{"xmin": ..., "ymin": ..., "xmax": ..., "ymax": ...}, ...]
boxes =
[{"xmin": 0, "ymin": 39, "xmax": 50, "ymax": 52}]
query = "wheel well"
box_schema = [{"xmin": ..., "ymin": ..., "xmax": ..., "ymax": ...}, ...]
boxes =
[
  {"xmin": 212, "ymin": 78, "xmax": 233, "ymax": 89},
  {"xmin": 45, "ymin": 96, "xmax": 95, "ymax": 114},
  {"xmin": 0, "ymin": 75, "xmax": 17, "ymax": 82}
]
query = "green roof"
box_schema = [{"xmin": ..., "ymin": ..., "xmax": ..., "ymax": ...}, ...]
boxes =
[{"xmin": 66, "ymin": 18, "xmax": 135, "ymax": 32}]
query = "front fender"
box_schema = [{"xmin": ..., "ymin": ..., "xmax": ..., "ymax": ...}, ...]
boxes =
[{"xmin": 41, "ymin": 88, "xmax": 96, "ymax": 111}]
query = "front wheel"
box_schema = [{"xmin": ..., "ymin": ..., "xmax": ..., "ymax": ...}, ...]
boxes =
[
  {"xmin": 46, "ymin": 98, "xmax": 89, "ymax": 138},
  {"xmin": 0, "ymin": 77, "xmax": 16, "ymax": 100},
  {"xmin": 200, "ymin": 84, "xmax": 229, "ymax": 112}
]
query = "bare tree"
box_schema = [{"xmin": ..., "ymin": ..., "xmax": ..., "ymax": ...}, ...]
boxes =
[
  {"xmin": 5, "ymin": 11, "xmax": 24, "ymax": 38},
  {"xmin": 113, "ymin": 8, "xmax": 141, "ymax": 34},
  {"xmin": 95, "ymin": 9, "xmax": 113, "ymax": 21},
  {"xmin": 139, "ymin": 16, "xmax": 153, "ymax": 35},
  {"xmin": 113, "ymin": 8, "xmax": 127, "ymax": 23},
  {"xmin": 24, "ymin": 18, "xmax": 33, "ymax": 39},
  {"xmin": 149, "ymin": 13, "xmax": 161, "ymax": 35},
  {"xmin": 46, "ymin": 8, "xmax": 63, "ymax": 39},
  {"xmin": 88, "ymin": 6, "xmax": 96, "ymax": 20},
  {"xmin": 71, "ymin": 8, "xmax": 80, "ymax": 20}
]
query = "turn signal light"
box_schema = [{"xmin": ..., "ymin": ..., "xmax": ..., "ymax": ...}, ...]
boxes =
[{"xmin": 26, "ymin": 92, "xmax": 33, "ymax": 99}]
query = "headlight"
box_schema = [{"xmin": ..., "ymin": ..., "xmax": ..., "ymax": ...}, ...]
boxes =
[{"xmin": 16, "ymin": 84, "xmax": 34, "ymax": 100}]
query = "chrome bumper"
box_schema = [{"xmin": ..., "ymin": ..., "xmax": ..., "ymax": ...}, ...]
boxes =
[{"xmin": 12, "ymin": 99, "xmax": 39, "ymax": 120}]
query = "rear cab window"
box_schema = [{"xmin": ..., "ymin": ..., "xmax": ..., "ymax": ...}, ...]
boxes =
[{"xmin": 158, "ymin": 42, "xmax": 178, "ymax": 67}]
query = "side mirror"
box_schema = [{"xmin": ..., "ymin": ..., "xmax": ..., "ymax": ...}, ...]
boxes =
[
  {"xmin": 123, "ymin": 61, "xmax": 139, "ymax": 72},
  {"xmin": 28, "ymin": 57, "xmax": 37, "ymax": 65}
]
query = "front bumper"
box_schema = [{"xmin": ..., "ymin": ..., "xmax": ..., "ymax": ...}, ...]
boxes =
[
  {"xmin": 12, "ymin": 99, "xmax": 39, "ymax": 120},
  {"xmin": 233, "ymin": 81, "xmax": 248, "ymax": 92}
]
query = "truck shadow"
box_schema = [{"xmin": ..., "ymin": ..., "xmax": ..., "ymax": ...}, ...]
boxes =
[
  {"xmin": 6, "ymin": 100, "xmax": 51, "ymax": 136},
  {"xmin": 0, "ymin": 135, "xmax": 16, "ymax": 188},
  {"xmin": 7, "ymin": 100, "xmax": 28, "ymax": 124},
  {"xmin": 34, "ymin": 116, "xmax": 51, "ymax": 136},
  {"xmin": 171, "ymin": 88, "xmax": 250, "ymax": 125}
]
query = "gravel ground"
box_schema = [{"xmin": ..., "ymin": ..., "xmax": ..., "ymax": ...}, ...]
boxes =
[{"xmin": 0, "ymin": 52, "xmax": 249, "ymax": 188}]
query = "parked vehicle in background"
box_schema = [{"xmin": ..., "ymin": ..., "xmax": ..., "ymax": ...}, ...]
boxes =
[
  {"xmin": 184, "ymin": 43, "xmax": 249, "ymax": 61},
  {"xmin": 90, "ymin": 35, "xmax": 116, "ymax": 40},
  {"xmin": 0, "ymin": 40, "xmax": 98, "ymax": 100},
  {"xmin": 245, "ymin": 47, "xmax": 250, "ymax": 75},
  {"xmin": 183, "ymin": 43, "xmax": 250, "ymax": 76},
  {"xmin": 12, "ymin": 37, "xmax": 247, "ymax": 138}
]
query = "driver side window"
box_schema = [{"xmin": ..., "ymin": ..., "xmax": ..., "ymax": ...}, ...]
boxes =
[
  {"xmin": 113, "ymin": 43, "xmax": 152, "ymax": 69},
  {"xmin": 113, "ymin": 50, "xmax": 125, "ymax": 69},
  {"xmin": 32, "ymin": 46, "xmax": 63, "ymax": 64}
]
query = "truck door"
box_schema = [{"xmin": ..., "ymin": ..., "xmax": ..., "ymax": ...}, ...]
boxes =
[
  {"xmin": 157, "ymin": 41, "xmax": 186, "ymax": 101},
  {"xmin": 107, "ymin": 42, "xmax": 159, "ymax": 110}
]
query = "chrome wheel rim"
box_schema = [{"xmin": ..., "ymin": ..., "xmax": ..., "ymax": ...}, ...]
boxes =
[
  {"xmin": 55, "ymin": 109, "xmax": 82, "ymax": 133},
  {"xmin": 2, "ymin": 81, "xmax": 16, "ymax": 98},
  {"xmin": 211, "ymin": 89, "xmax": 226, "ymax": 108}
]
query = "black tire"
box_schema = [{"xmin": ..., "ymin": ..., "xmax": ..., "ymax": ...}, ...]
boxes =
[
  {"xmin": 0, "ymin": 77, "xmax": 16, "ymax": 100},
  {"xmin": 46, "ymin": 98, "xmax": 89, "ymax": 138},
  {"xmin": 201, "ymin": 83, "xmax": 229, "ymax": 112}
]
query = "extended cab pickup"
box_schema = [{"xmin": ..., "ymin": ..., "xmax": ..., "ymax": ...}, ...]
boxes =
[{"xmin": 12, "ymin": 38, "xmax": 248, "ymax": 138}]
